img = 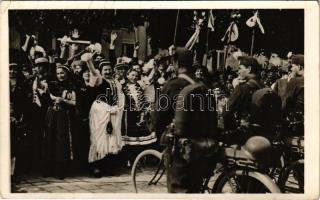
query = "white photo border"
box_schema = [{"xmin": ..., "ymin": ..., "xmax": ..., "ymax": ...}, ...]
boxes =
[{"xmin": 0, "ymin": 1, "xmax": 319, "ymax": 199}]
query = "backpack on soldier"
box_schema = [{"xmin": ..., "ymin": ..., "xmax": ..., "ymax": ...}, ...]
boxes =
[
  {"xmin": 247, "ymin": 79, "xmax": 282, "ymax": 130},
  {"xmin": 173, "ymin": 74, "xmax": 218, "ymax": 139}
]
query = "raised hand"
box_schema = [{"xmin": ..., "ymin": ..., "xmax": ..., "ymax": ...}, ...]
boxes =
[
  {"xmin": 110, "ymin": 32, "xmax": 117, "ymax": 50},
  {"xmin": 60, "ymin": 35, "xmax": 70, "ymax": 46},
  {"xmin": 86, "ymin": 44, "xmax": 95, "ymax": 53},
  {"xmin": 94, "ymin": 43, "xmax": 102, "ymax": 54},
  {"xmin": 111, "ymin": 32, "xmax": 118, "ymax": 41},
  {"xmin": 168, "ymin": 45, "xmax": 176, "ymax": 56},
  {"xmin": 134, "ymin": 41, "xmax": 140, "ymax": 51},
  {"xmin": 81, "ymin": 52, "xmax": 93, "ymax": 62}
]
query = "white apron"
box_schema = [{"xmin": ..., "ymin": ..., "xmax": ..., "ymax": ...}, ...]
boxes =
[{"xmin": 88, "ymin": 80, "xmax": 124, "ymax": 163}]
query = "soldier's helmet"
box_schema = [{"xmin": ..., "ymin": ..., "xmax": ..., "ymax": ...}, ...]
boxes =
[{"xmin": 242, "ymin": 136, "xmax": 272, "ymax": 164}]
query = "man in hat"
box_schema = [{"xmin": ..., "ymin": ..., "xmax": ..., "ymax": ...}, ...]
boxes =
[
  {"xmin": 272, "ymin": 54, "xmax": 302, "ymax": 103},
  {"xmin": 33, "ymin": 57, "xmax": 49, "ymax": 80},
  {"xmin": 30, "ymin": 57, "xmax": 51, "ymax": 172},
  {"xmin": 152, "ymin": 47, "xmax": 217, "ymax": 193},
  {"xmin": 282, "ymin": 54, "xmax": 304, "ymax": 117}
]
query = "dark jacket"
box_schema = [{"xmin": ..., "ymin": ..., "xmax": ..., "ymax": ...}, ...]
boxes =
[
  {"xmin": 151, "ymin": 73, "xmax": 192, "ymax": 136},
  {"xmin": 223, "ymin": 78, "xmax": 264, "ymax": 129},
  {"xmin": 282, "ymin": 77, "xmax": 304, "ymax": 114},
  {"xmin": 273, "ymin": 78, "xmax": 289, "ymax": 102}
]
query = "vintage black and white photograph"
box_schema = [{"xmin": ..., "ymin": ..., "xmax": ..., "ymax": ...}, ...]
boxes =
[{"xmin": 2, "ymin": 1, "xmax": 318, "ymax": 197}]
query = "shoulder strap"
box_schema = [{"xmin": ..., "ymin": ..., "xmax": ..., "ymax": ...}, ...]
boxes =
[{"xmin": 178, "ymin": 74, "xmax": 196, "ymax": 85}]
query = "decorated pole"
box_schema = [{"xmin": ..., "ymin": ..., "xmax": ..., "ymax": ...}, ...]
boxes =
[
  {"xmin": 206, "ymin": 10, "xmax": 214, "ymax": 57},
  {"xmin": 204, "ymin": 10, "xmax": 215, "ymax": 69},
  {"xmin": 205, "ymin": 27, "xmax": 210, "ymax": 66},
  {"xmin": 222, "ymin": 10, "xmax": 240, "ymax": 71},
  {"xmin": 250, "ymin": 29, "xmax": 255, "ymax": 56},
  {"xmin": 246, "ymin": 10, "xmax": 265, "ymax": 56},
  {"xmin": 223, "ymin": 21, "xmax": 235, "ymax": 71},
  {"xmin": 173, "ymin": 9, "xmax": 180, "ymax": 45}
]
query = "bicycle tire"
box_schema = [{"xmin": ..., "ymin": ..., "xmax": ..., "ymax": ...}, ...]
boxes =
[
  {"xmin": 131, "ymin": 149, "xmax": 166, "ymax": 193},
  {"xmin": 212, "ymin": 169, "xmax": 281, "ymax": 193},
  {"xmin": 277, "ymin": 159, "xmax": 304, "ymax": 193}
]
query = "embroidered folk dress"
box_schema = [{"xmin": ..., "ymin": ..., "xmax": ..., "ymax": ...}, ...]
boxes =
[
  {"xmin": 88, "ymin": 70, "xmax": 125, "ymax": 163},
  {"xmin": 43, "ymin": 80, "xmax": 75, "ymax": 163},
  {"xmin": 122, "ymin": 82, "xmax": 157, "ymax": 146}
]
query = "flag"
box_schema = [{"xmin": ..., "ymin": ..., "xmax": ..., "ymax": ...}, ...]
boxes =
[
  {"xmin": 207, "ymin": 10, "xmax": 215, "ymax": 32},
  {"xmin": 185, "ymin": 26, "xmax": 201, "ymax": 50},
  {"xmin": 246, "ymin": 11, "xmax": 265, "ymax": 34},
  {"xmin": 221, "ymin": 22, "xmax": 239, "ymax": 43}
]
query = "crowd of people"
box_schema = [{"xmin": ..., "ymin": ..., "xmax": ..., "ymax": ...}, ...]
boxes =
[{"xmin": 10, "ymin": 30, "xmax": 304, "ymax": 187}]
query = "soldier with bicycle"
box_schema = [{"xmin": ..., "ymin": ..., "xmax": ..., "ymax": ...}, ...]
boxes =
[
  {"xmin": 152, "ymin": 47, "xmax": 219, "ymax": 193},
  {"xmin": 223, "ymin": 56, "xmax": 282, "ymax": 144}
]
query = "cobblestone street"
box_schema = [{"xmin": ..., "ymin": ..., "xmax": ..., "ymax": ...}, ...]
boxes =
[
  {"xmin": 13, "ymin": 169, "xmax": 300, "ymax": 194},
  {"xmin": 14, "ymin": 168, "xmax": 136, "ymax": 193}
]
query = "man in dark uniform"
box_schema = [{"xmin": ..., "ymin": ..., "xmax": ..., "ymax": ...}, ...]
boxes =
[
  {"xmin": 223, "ymin": 56, "xmax": 282, "ymax": 143},
  {"xmin": 152, "ymin": 48, "xmax": 196, "ymax": 136},
  {"xmin": 282, "ymin": 54, "xmax": 304, "ymax": 136},
  {"xmin": 282, "ymin": 54, "xmax": 304, "ymax": 115},
  {"xmin": 224, "ymin": 56, "xmax": 263, "ymax": 130},
  {"xmin": 152, "ymin": 48, "xmax": 218, "ymax": 193}
]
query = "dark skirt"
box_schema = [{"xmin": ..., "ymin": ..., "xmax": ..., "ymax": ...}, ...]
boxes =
[
  {"xmin": 122, "ymin": 110, "xmax": 157, "ymax": 146},
  {"xmin": 43, "ymin": 106, "xmax": 73, "ymax": 163}
]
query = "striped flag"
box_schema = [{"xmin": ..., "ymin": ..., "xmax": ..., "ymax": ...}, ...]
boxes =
[
  {"xmin": 207, "ymin": 10, "xmax": 215, "ymax": 32},
  {"xmin": 246, "ymin": 11, "xmax": 265, "ymax": 34}
]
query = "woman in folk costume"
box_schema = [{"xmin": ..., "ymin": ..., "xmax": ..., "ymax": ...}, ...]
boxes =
[
  {"xmin": 81, "ymin": 53, "xmax": 124, "ymax": 177},
  {"xmin": 74, "ymin": 64, "xmax": 97, "ymax": 168},
  {"xmin": 43, "ymin": 65, "xmax": 76, "ymax": 179},
  {"xmin": 122, "ymin": 68, "xmax": 157, "ymax": 166}
]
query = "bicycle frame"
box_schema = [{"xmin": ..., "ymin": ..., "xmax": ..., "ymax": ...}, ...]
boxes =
[{"xmin": 147, "ymin": 154, "xmax": 166, "ymax": 186}]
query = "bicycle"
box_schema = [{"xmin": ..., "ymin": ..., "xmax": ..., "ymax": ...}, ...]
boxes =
[
  {"xmin": 131, "ymin": 136, "xmax": 281, "ymax": 193},
  {"xmin": 268, "ymin": 114, "xmax": 304, "ymax": 193},
  {"xmin": 276, "ymin": 135, "xmax": 304, "ymax": 193}
]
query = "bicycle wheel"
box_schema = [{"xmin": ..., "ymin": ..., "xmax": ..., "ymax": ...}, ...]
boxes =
[
  {"xmin": 212, "ymin": 169, "xmax": 281, "ymax": 193},
  {"xmin": 278, "ymin": 160, "xmax": 304, "ymax": 193},
  {"xmin": 131, "ymin": 149, "xmax": 167, "ymax": 193}
]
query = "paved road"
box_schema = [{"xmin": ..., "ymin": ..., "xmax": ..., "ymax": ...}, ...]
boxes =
[
  {"xmin": 13, "ymin": 167, "xmax": 218, "ymax": 193},
  {"xmin": 14, "ymin": 168, "xmax": 136, "ymax": 193},
  {"xmin": 13, "ymin": 166, "xmax": 301, "ymax": 193}
]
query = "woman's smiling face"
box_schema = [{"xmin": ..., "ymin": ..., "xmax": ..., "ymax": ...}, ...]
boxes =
[{"xmin": 127, "ymin": 70, "xmax": 139, "ymax": 83}]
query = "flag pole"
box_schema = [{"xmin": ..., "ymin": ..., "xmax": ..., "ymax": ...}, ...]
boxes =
[
  {"xmin": 206, "ymin": 10, "xmax": 212, "ymax": 56},
  {"xmin": 250, "ymin": 29, "xmax": 255, "ymax": 56},
  {"xmin": 173, "ymin": 9, "xmax": 180, "ymax": 45},
  {"xmin": 224, "ymin": 22, "xmax": 233, "ymax": 72},
  {"xmin": 205, "ymin": 21, "xmax": 210, "ymax": 66}
]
